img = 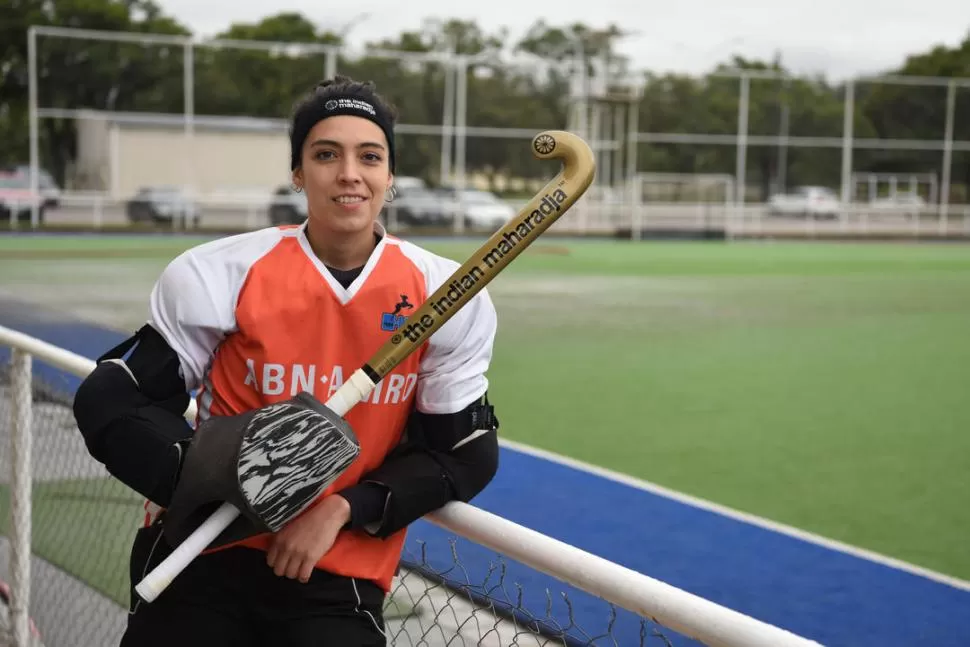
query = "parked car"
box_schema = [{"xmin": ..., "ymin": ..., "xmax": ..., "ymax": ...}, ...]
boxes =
[
  {"xmin": 4, "ymin": 165, "xmax": 61, "ymax": 208},
  {"xmin": 436, "ymin": 188, "xmax": 517, "ymax": 230},
  {"xmin": 392, "ymin": 176, "xmax": 428, "ymax": 193},
  {"xmin": 125, "ymin": 186, "xmax": 199, "ymax": 227},
  {"xmin": 268, "ymin": 185, "xmax": 308, "ymax": 225},
  {"xmin": 768, "ymin": 186, "xmax": 841, "ymax": 220},
  {"xmin": 0, "ymin": 172, "xmax": 45, "ymax": 224},
  {"xmin": 386, "ymin": 184, "xmax": 455, "ymax": 227},
  {"xmin": 268, "ymin": 177, "xmax": 454, "ymax": 228}
]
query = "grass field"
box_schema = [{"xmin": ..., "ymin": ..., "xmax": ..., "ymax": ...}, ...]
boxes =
[
  {"xmin": 2, "ymin": 233, "xmax": 969, "ymax": 585},
  {"xmin": 0, "ymin": 478, "xmax": 140, "ymax": 605}
]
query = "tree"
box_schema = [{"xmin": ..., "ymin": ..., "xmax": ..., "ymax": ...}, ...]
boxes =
[
  {"xmin": 456, "ymin": 20, "xmax": 636, "ymax": 188},
  {"xmin": 1, "ymin": 0, "xmax": 189, "ymax": 185},
  {"xmin": 515, "ymin": 19, "xmax": 632, "ymax": 72},
  {"xmin": 4, "ymin": 9, "xmax": 968, "ymax": 198},
  {"xmin": 858, "ymin": 32, "xmax": 970, "ymax": 199},
  {"xmin": 633, "ymin": 54, "xmax": 880, "ymax": 199},
  {"xmin": 194, "ymin": 13, "xmax": 342, "ymax": 119},
  {"xmin": 353, "ymin": 19, "xmax": 512, "ymax": 184}
]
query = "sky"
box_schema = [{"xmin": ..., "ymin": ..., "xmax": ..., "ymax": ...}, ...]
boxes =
[{"xmin": 155, "ymin": 0, "xmax": 970, "ymax": 81}]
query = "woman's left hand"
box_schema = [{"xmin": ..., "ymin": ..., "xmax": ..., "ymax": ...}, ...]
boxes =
[{"xmin": 266, "ymin": 494, "xmax": 351, "ymax": 583}]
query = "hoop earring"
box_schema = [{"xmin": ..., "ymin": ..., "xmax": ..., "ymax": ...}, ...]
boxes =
[{"xmin": 385, "ymin": 186, "xmax": 396, "ymax": 203}]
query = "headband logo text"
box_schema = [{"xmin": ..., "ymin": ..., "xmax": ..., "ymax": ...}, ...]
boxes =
[{"xmin": 324, "ymin": 98, "xmax": 377, "ymax": 116}]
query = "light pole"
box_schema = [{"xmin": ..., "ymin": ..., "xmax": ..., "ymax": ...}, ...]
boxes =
[
  {"xmin": 324, "ymin": 12, "xmax": 370, "ymax": 78},
  {"xmin": 338, "ymin": 12, "xmax": 370, "ymax": 38}
]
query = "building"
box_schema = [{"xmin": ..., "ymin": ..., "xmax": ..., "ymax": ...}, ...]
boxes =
[{"xmin": 74, "ymin": 110, "xmax": 293, "ymax": 199}]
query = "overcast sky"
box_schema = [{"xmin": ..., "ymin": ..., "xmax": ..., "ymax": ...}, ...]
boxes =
[{"xmin": 156, "ymin": 0, "xmax": 969, "ymax": 80}]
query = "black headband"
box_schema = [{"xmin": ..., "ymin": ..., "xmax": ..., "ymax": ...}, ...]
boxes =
[{"xmin": 290, "ymin": 94, "xmax": 396, "ymax": 172}]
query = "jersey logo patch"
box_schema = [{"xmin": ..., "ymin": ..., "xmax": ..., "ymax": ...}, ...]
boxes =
[{"xmin": 381, "ymin": 294, "xmax": 414, "ymax": 331}]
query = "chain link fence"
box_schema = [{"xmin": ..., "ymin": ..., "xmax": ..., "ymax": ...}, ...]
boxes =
[{"xmin": 0, "ymin": 353, "xmax": 695, "ymax": 647}]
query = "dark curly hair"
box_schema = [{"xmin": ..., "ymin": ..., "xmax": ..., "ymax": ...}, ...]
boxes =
[{"xmin": 289, "ymin": 75, "xmax": 399, "ymax": 172}]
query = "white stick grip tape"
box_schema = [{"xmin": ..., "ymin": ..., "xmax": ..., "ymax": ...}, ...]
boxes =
[
  {"xmin": 134, "ymin": 501, "xmax": 240, "ymax": 602},
  {"xmin": 135, "ymin": 369, "xmax": 377, "ymax": 602},
  {"xmin": 325, "ymin": 369, "xmax": 376, "ymax": 417}
]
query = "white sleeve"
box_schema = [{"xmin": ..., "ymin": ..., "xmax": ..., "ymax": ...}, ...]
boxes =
[
  {"xmin": 146, "ymin": 229, "xmax": 282, "ymax": 391},
  {"xmin": 147, "ymin": 251, "xmax": 235, "ymax": 391},
  {"xmin": 415, "ymin": 282, "xmax": 498, "ymax": 415}
]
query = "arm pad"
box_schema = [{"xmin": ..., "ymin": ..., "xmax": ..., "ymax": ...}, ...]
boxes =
[
  {"xmin": 342, "ymin": 395, "xmax": 500, "ymax": 538},
  {"xmin": 72, "ymin": 325, "xmax": 194, "ymax": 506}
]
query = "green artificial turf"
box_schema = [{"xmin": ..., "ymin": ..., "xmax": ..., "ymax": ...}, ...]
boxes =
[{"xmin": 2, "ymin": 234, "xmax": 968, "ymax": 579}]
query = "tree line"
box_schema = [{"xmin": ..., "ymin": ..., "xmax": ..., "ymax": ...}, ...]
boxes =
[{"xmin": 2, "ymin": 1, "xmax": 969, "ymax": 200}]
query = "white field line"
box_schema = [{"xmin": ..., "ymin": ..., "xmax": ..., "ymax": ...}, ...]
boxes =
[{"xmin": 499, "ymin": 438, "xmax": 970, "ymax": 593}]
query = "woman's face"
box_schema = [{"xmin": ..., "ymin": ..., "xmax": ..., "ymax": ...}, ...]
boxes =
[{"xmin": 293, "ymin": 115, "xmax": 392, "ymax": 236}]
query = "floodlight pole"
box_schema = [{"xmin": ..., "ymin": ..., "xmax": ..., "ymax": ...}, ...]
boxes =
[
  {"xmin": 184, "ymin": 39, "xmax": 195, "ymax": 228},
  {"xmin": 940, "ymin": 80, "xmax": 955, "ymax": 229},
  {"xmin": 28, "ymin": 26, "xmax": 40, "ymax": 229},
  {"xmin": 453, "ymin": 56, "xmax": 469, "ymax": 234},
  {"xmin": 735, "ymin": 74, "xmax": 749, "ymax": 208},
  {"xmin": 440, "ymin": 45, "xmax": 456, "ymax": 186},
  {"xmin": 840, "ymin": 81, "xmax": 855, "ymax": 206}
]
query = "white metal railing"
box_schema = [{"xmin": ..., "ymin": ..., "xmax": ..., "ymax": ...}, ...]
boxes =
[
  {"xmin": 0, "ymin": 324, "xmax": 825, "ymax": 647},
  {"xmin": 6, "ymin": 347, "xmax": 32, "ymax": 647},
  {"xmin": 6, "ymin": 189, "xmax": 969, "ymax": 239}
]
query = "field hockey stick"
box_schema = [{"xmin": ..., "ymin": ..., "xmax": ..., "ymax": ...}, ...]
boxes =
[{"xmin": 135, "ymin": 129, "xmax": 595, "ymax": 603}]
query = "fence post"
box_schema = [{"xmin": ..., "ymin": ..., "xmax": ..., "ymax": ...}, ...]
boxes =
[
  {"xmin": 93, "ymin": 194, "xmax": 103, "ymax": 230},
  {"xmin": 8, "ymin": 349, "xmax": 33, "ymax": 647}
]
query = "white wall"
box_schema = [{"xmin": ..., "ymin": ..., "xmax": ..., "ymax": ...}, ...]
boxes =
[{"xmin": 108, "ymin": 125, "xmax": 292, "ymax": 198}]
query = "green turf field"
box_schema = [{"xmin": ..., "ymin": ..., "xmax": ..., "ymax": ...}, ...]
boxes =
[
  {"xmin": 2, "ymin": 234, "xmax": 969, "ymax": 582},
  {"xmin": 0, "ymin": 478, "xmax": 140, "ymax": 604}
]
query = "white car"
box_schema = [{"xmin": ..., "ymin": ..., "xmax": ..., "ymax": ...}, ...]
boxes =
[
  {"xmin": 768, "ymin": 186, "xmax": 841, "ymax": 220},
  {"xmin": 0, "ymin": 172, "xmax": 46, "ymax": 223},
  {"xmin": 441, "ymin": 189, "xmax": 517, "ymax": 231},
  {"xmin": 5, "ymin": 165, "xmax": 61, "ymax": 208},
  {"xmin": 268, "ymin": 185, "xmax": 308, "ymax": 225},
  {"xmin": 126, "ymin": 185, "xmax": 199, "ymax": 227}
]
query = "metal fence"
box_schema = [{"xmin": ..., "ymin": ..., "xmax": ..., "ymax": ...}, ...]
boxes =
[
  {"xmin": 0, "ymin": 325, "xmax": 823, "ymax": 647},
  {"xmin": 16, "ymin": 25, "xmax": 970, "ymax": 239}
]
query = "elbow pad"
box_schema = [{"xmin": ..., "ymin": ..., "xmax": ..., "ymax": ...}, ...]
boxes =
[
  {"xmin": 357, "ymin": 396, "xmax": 500, "ymax": 538},
  {"xmin": 72, "ymin": 325, "xmax": 193, "ymax": 506}
]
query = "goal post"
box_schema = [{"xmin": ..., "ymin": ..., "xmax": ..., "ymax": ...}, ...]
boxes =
[
  {"xmin": 850, "ymin": 172, "xmax": 939, "ymax": 204},
  {"xmin": 628, "ymin": 172, "xmax": 736, "ymax": 238}
]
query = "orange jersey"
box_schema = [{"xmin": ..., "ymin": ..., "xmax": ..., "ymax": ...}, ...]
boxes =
[{"xmin": 146, "ymin": 221, "xmax": 497, "ymax": 591}]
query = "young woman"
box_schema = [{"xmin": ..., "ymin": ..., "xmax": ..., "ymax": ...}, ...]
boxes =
[{"xmin": 73, "ymin": 76, "xmax": 500, "ymax": 646}]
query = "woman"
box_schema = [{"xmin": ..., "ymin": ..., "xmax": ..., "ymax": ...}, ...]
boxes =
[{"xmin": 73, "ymin": 75, "xmax": 500, "ymax": 646}]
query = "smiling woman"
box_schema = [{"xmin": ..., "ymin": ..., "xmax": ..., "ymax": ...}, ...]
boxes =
[
  {"xmin": 288, "ymin": 77, "xmax": 399, "ymax": 269},
  {"xmin": 70, "ymin": 75, "xmax": 502, "ymax": 647}
]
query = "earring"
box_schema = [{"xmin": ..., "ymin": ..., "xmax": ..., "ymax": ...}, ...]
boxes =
[
  {"xmin": 292, "ymin": 184, "xmax": 303, "ymax": 193},
  {"xmin": 385, "ymin": 186, "xmax": 396, "ymax": 203}
]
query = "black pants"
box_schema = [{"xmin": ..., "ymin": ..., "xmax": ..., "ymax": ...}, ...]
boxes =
[{"xmin": 122, "ymin": 523, "xmax": 387, "ymax": 647}]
